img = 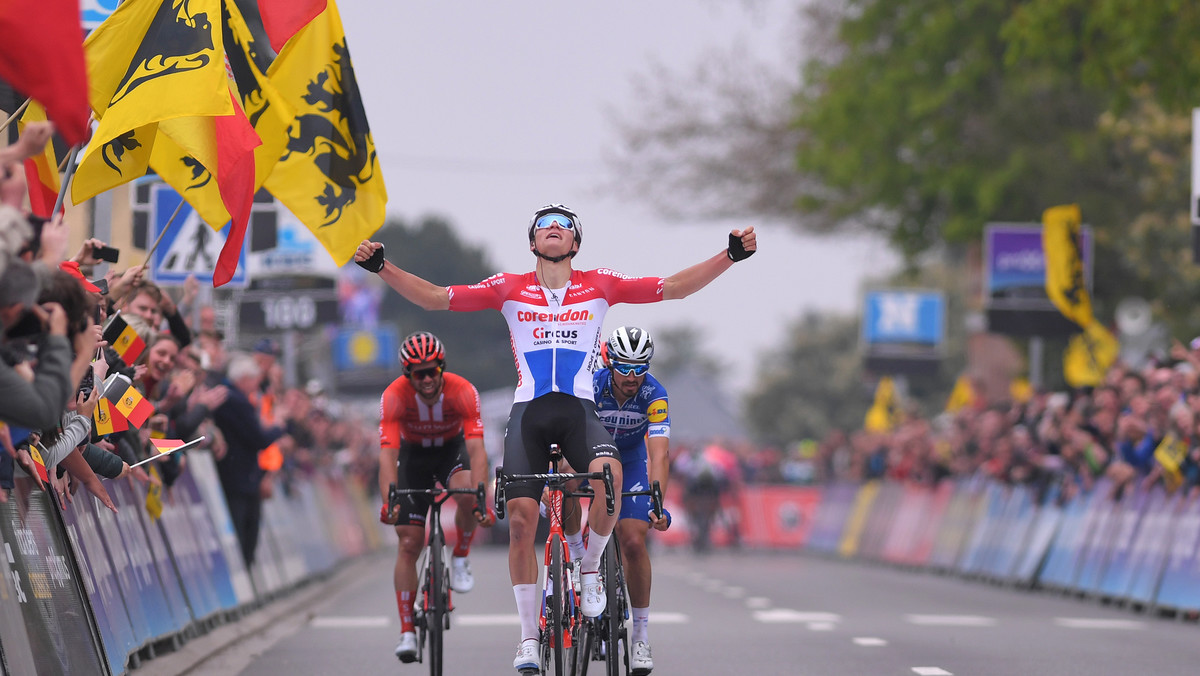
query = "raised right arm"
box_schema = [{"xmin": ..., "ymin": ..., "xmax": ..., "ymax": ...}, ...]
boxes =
[{"xmin": 354, "ymin": 240, "xmax": 450, "ymax": 311}]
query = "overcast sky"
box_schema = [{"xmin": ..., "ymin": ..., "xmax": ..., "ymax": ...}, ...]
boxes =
[{"xmin": 338, "ymin": 1, "xmax": 897, "ymax": 394}]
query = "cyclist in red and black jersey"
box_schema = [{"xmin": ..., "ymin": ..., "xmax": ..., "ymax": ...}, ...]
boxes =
[{"xmin": 379, "ymin": 332, "xmax": 495, "ymax": 663}]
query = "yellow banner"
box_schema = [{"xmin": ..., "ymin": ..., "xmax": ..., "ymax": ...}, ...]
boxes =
[
  {"xmin": 74, "ymin": 0, "xmax": 231, "ymax": 205},
  {"xmin": 264, "ymin": 0, "xmax": 386, "ymax": 265},
  {"xmin": 864, "ymin": 377, "xmax": 897, "ymax": 432},
  {"xmin": 1154, "ymin": 432, "xmax": 1187, "ymax": 493},
  {"xmin": 1042, "ymin": 204, "xmax": 1092, "ymax": 328},
  {"xmin": 1063, "ymin": 321, "xmax": 1119, "ymax": 388}
]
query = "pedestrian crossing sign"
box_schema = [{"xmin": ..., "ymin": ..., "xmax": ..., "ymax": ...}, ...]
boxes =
[{"xmin": 149, "ymin": 185, "xmax": 247, "ymax": 287}]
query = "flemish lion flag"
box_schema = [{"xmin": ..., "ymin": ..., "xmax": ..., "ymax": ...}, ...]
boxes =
[
  {"xmin": 17, "ymin": 101, "xmax": 61, "ymax": 219},
  {"xmin": 264, "ymin": 0, "xmax": 386, "ymax": 266},
  {"xmin": 1042, "ymin": 204, "xmax": 1091, "ymax": 329},
  {"xmin": 864, "ymin": 377, "xmax": 898, "ymax": 433},
  {"xmin": 1063, "ymin": 321, "xmax": 1119, "ymax": 388},
  {"xmin": 1154, "ymin": 432, "xmax": 1188, "ymax": 493},
  {"xmin": 103, "ymin": 313, "xmax": 146, "ymax": 364},
  {"xmin": 73, "ymin": 0, "xmax": 232, "ymax": 205}
]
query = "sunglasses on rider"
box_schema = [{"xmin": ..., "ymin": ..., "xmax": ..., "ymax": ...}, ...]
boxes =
[
  {"xmin": 534, "ymin": 213, "xmax": 575, "ymax": 231},
  {"xmin": 408, "ymin": 365, "xmax": 443, "ymax": 381},
  {"xmin": 611, "ymin": 362, "xmax": 649, "ymax": 377}
]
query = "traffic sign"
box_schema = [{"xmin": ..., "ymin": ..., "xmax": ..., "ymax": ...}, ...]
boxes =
[{"xmin": 149, "ymin": 186, "xmax": 247, "ymax": 287}]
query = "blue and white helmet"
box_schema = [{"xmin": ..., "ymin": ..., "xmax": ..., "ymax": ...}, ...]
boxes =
[
  {"xmin": 527, "ymin": 204, "xmax": 583, "ymax": 246},
  {"xmin": 606, "ymin": 326, "xmax": 654, "ymax": 364}
]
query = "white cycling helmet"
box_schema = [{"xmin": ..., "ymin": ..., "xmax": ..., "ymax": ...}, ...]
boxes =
[
  {"xmin": 527, "ymin": 204, "xmax": 583, "ymax": 246},
  {"xmin": 606, "ymin": 326, "xmax": 654, "ymax": 364}
]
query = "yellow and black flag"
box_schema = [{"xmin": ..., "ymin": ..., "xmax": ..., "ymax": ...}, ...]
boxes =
[
  {"xmin": 73, "ymin": 0, "xmax": 232, "ymax": 204},
  {"xmin": 1042, "ymin": 204, "xmax": 1092, "ymax": 329},
  {"xmin": 264, "ymin": 0, "xmax": 386, "ymax": 265},
  {"xmin": 151, "ymin": 0, "xmax": 295, "ymax": 227},
  {"xmin": 864, "ymin": 377, "xmax": 898, "ymax": 433},
  {"xmin": 1063, "ymin": 320, "xmax": 1119, "ymax": 388}
]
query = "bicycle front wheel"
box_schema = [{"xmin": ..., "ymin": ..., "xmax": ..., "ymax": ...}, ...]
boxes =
[
  {"xmin": 426, "ymin": 539, "xmax": 445, "ymax": 676},
  {"xmin": 545, "ymin": 536, "xmax": 567, "ymax": 676},
  {"xmin": 602, "ymin": 539, "xmax": 627, "ymax": 676}
]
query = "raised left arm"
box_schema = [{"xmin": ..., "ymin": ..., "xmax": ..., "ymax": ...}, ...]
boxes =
[{"xmin": 661, "ymin": 227, "xmax": 755, "ymax": 300}]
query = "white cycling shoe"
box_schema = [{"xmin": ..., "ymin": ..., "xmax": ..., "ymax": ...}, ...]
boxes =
[
  {"xmin": 450, "ymin": 556, "xmax": 475, "ymax": 593},
  {"xmin": 394, "ymin": 631, "xmax": 418, "ymax": 663},
  {"xmin": 631, "ymin": 640, "xmax": 654, "ymax": 674},
  {"xmin": 513, "ymin": 637, "xmax": 539, "ymax": 672},
  {"xmin": 580, "ymin": 571, "xmax": 606, "ymax": 618}
]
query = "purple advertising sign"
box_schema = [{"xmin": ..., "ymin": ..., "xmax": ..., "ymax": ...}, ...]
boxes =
[{"xmin": 984, "ymin": 223, "xmax": 1093, "ymax": 308}]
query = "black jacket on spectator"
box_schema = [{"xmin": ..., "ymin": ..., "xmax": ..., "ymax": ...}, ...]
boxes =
[
  {"xmin": 212, "ymin": 380, "xmax": 282, "ymax": 496},
  {"xmin": 79, "ymin": 443, "xmax": 124, "ymax": 479}
]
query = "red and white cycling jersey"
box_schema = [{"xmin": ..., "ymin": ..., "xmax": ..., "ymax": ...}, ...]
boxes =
[
  {"xmin": 448, "ymin": 269, "xmax": 663, "ymax": 403},
  {"xmin": 379, "ymin": 372, "xmax": 484, "ymax": 448}
]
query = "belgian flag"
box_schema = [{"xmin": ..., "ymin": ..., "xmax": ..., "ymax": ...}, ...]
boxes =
[
  {"xmin": 103, "ymin": 313, "xmax": 146, "ymax": 364},
  {"xmin": 102, "ymin": 374, "xmax": 154, "ymax": 429},
  {"xmin": 93, "ymin": 397, "xmax": 128, "ymax": 435}
]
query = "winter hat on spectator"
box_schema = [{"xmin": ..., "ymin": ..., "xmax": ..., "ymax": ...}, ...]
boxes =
[
  {"xmin": 58, "ymin": 261, "xmax": 101, "ymax": 293},
  {"xmin": 0, "ymin": 255, "xmax": 39, "ymax": 309}
]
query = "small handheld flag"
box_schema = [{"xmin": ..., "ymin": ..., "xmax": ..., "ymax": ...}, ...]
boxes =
[
  {"xmin": 132, "ymin": 437, "xmax": 205, "ymax": 469},
  {"xmin": 101, "ymin": 374, "xmax": 154, "ymax": 429},
  {"xmin": 102, "ymin": 312, "xmax": 146, "ymax": 364}
]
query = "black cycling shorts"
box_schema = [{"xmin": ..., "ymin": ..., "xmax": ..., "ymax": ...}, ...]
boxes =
[
  {"xmin": 502, "ymin": 392, "xmax": 618, "ymax": 502},
  {"xmin": 392, "ymin": 435, "xmax": 470, "ymax": 527}
]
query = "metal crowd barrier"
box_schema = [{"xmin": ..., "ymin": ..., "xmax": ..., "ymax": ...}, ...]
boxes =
[
  {"xmin": 658, "ymin": 477, "xmax": 1200, "ymax": 618},
  {"xmin": 0, "ymin": 450, "xmax": 381, "ymax": 675}
]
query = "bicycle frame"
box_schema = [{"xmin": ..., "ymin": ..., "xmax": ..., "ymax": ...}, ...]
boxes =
[
  {"xmin": 388, "ymin": 481, "xmax": 487, "ymax": 676},
  {"xmin": 495, "ymin": 445, "xmax": 615, "ymax": 676}
]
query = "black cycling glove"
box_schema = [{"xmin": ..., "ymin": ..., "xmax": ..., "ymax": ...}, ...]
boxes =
[
  {"xmin": 727, "ymin": 233, "xmax": 754, "ymax": 262},
  {"xmin": 356, "ymin": 244, "xmax": 386, "ymax": 273}
]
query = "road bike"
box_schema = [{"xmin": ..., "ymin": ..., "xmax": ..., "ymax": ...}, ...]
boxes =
[
  {"xmin": 570, "ymin": 482, "xmax": 663, "ymax": 676},
  {"xmin": 495, "ymin": 445, "xmax": 615, "ymax": 676},
  {"xmin": 388, "ymin": 481, "xmax": 487, "ymax": 676}
]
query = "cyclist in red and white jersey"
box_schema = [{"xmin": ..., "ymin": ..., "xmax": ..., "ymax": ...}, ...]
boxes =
[
  {"xmin": 378, "ymin": 332, "xmax": 495, "ymax": 663},
  {"xmin": 355, "ymin": 204, "xmax": 756, "ymax": 673}
]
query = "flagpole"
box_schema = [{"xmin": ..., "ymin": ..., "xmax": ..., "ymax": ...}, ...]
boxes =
[
  {"xmin": 143, "ymin": 199, "xmax": 184, "ymax": 266},
  {"xmin": 0, "ymin": 98, "xmax": 31, "ymax": 135},
  {"xmin": 51, "ymin": 145, "xmax": 81, "ymax": 216},
  {"xmin": 131, "ymin": 437, "xmax": 206, "ymax": 469}
]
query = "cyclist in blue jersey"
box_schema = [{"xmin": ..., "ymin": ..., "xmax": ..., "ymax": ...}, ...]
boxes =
[
  {"xmin": 561, "ymin": 326, "xmax": 671, "ymax": 675},
  {"xmin": 354, "ymin": 204, "xmax": 755, "ymax": 673}
]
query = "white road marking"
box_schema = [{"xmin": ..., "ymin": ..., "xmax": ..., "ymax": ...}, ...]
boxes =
[
  {"xmin": 905, "ymin": 614, "xmax": 996, "ymax": 627},
  {"xmin": 753, "ymin": 609, "xmax": 842, "ymax": 624},
  {"xmin": 912, "ymin": 668, "xmax": 953, "ymax": 675},
  {"xmin": 723, "ymin": 586, "xmax": 745, "ymax": 599},
  {"xmin": 854, "ymin": 637, "xmax": 888, "ymax": 646},
  {"xmin": 455, "ymin": 614, "xmax": 522, "ymax": 626},
  {"xmin": 807, "ymin": 622, "xmax": 836, "ymax": 631},
  {"xmin": 745, "ymin": 596, "xmax": 770, "ymax": 609},
  {"xmin": 310, "ymin": 616, "xmax": 391, "ymax": 628},
  {"xmin": 650, "ymin": 612, "xmax": 689, "ymax": 624},
  {"xmin": 702, "ymin": 580, "xmax": 724, "ymax": 593},
  {"xmin": 1054, "ymin": 618, "xmax": 1147, "ymax": 630}
]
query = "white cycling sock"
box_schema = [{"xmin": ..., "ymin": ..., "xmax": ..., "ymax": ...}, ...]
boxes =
[
  {"xmin": 580, "ymin": 530, "xmax": 610, "ymax": 573},
  {"xmin": 513, "ymin": 583, "xmax": 540, "ymax": 641},
  {"xmin": 631, "ymin": 606, "xmax": 650, "ymax": 644},
  {"xmin": 564, "ymin": 530, "xmax": 586, "ymax": 561}
]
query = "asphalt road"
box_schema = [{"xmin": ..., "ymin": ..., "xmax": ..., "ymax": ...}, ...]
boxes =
[{"xmin": 166, "ymin": 544, "xmax": 1200, "ymax": 676}]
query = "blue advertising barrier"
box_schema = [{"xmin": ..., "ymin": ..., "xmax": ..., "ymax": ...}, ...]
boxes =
[
  {"xmin": 1124, "ymin": 489, "xmax": 1177, "ymax": 606},
  {"xmin": 1013, "ymin": 484, "xmax": 1063, "ymax": 585},
  {"xmin": 806, "ymin": 483, "xmax": 857, "ymax": 554},
  {"xmin": 1075, "ymin": 491, "xmax": 1119, "ymax": 594},
  {"xmin": 1155, "ymin": 495, "xmax": 1200, "ymax": 612},
  {"xmin": 1097, "ymin": 488, "xmax": 1149, "ymax": 600}
]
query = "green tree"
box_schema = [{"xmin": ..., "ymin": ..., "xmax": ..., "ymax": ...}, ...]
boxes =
[
  {"xmin": 373, "ymin": 216, "xmax": 515, "ymax": 391},
  {"xmin": 744, "ymin": 313, "xmax": 868, "ymax": 446}
]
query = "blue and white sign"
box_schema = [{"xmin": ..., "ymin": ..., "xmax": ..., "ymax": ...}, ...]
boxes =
[
  {"xmin": 81, "ymin": 0, "xmax": 119, "ymax": 29},
  {"xmin": 862, "ymin": 290, "xmax": 945, "ymax": 345},
  {"xmin": 149, "ymin": 185, "xmax": 247, "ymax": 287}
]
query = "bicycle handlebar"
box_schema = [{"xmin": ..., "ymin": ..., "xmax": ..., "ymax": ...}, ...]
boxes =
[
  {"xmin": 387, "ymin": 481, "xmax": 487, "ymax": 519},
  {"xmin": 571, "ymin": 479, "xmax": 664, "ymax": 520},
  {"xmin": 493, "ymin": 462, "xmax": 617, "ymax": 518}
]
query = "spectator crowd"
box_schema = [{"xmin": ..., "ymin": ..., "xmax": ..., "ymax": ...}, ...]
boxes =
[{"xmin": 1, "ymin": 122, "xmax": 379, "ymax": 570}]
